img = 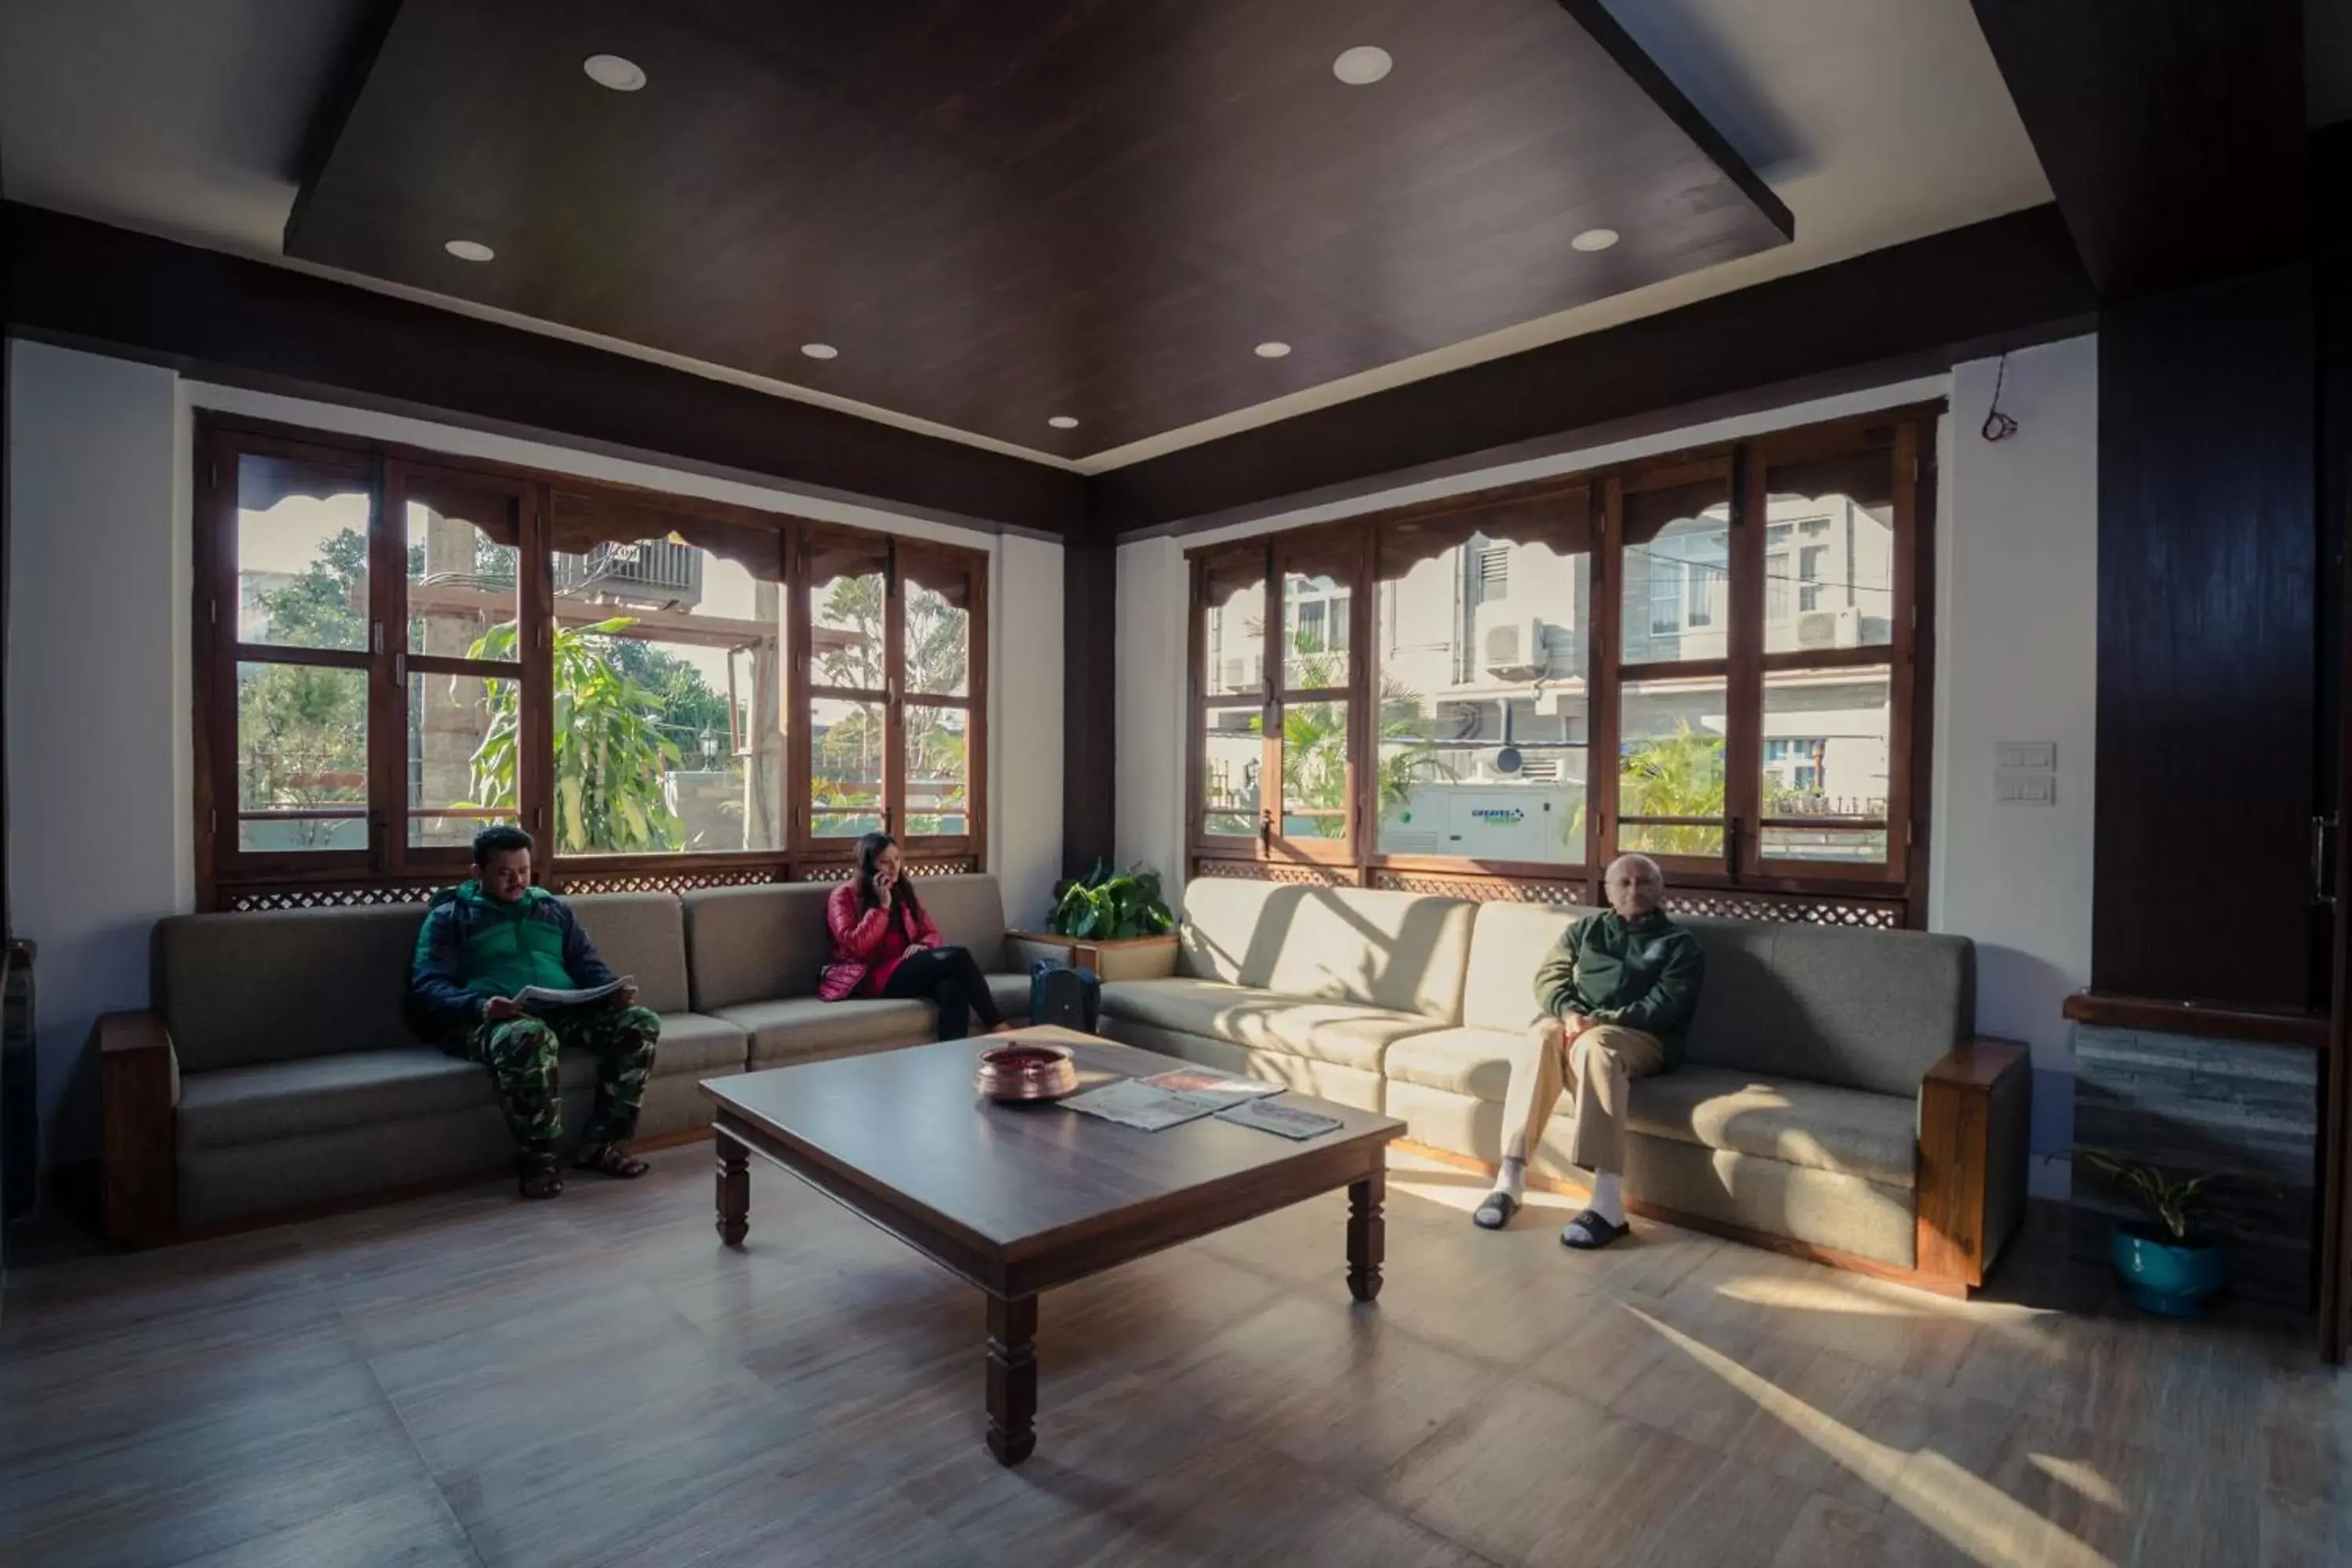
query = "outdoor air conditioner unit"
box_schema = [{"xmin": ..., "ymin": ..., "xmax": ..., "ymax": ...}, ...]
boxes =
[
  {"xmin": 1795, "ymin": 611, "xmax": 1838, "ymax": 648},
  {"xmin": 1478, "ymin": 607, "xmax": 1546, "ymax": 677},
  {"xmin": 1833, "ymin": 606, "xmax": 1863, "ymax": 648}
]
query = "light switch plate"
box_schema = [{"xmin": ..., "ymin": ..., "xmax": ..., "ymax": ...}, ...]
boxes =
[
  {"xmin": 1997, "ymin": 741, "xmax": 2056, "ymax": 771},
  {"xmin": 1996, "ymin": 769, "xmax": 2056, "ymax": 804}
]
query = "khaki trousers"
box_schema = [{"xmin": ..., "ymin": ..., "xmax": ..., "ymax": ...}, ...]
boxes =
[{"xmin": 1498, "ymin": 1019, "xmax": 1668, "ymax": 1174}]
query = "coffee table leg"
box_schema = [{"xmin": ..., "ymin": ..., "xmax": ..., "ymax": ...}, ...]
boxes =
[
  {"xmin": 985, "ymin": 1293, "xmax": 1038, "ymax": 1465},
  {"xmin": 715, "ymin": 1131, "xmax": 750, "ymax": 1248},
  {"xmin": 1347, "ymin": 1168, "xmax": 1385, "ymax": 1302}
]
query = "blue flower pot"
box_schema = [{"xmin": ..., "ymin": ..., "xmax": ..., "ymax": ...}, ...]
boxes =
[{"xmin": 2110, "ymin": 1222, "xmax": 2225, "ymax": 1318}]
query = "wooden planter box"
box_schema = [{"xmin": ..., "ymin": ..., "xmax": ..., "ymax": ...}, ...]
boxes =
[{"xmin": 1007, "ymin": 931, "xmax": 1181, "ymax": 982}]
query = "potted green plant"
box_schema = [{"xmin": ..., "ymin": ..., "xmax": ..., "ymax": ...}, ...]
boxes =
[
  {"xmin": 1011, "ymin": 862, "xmax": 1181, "ymax": 982},
  {"xmin": 2075, "ymin": 1149, "xmax": 2255, "ymax": 1318}
]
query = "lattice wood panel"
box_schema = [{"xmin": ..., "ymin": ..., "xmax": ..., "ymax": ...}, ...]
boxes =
[
  {"xmin": 906, "ymin": 859, "xmax": 979, "ymax": 877},
  {"xmin": 555, "ymin": 866, "xmax": 793, "ymax": 896},
  {"xmin": 1189, "ymin": 858, "xmax": 1352, "ymax": 887},
  {"xmin": 227, "ymin": 884, "xmax": 442, "ymax": 913},
  {"xmin": 1663, "ymin": 891, "xmax": 1904, "ymax": 928},
  {"xmin": 1370, "ymin": 871, "xmax": 1590, "ymax": 906}
]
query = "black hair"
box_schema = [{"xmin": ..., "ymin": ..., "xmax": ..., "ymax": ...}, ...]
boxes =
[
  {"xmin": 854, "ymin": 830, "xmax": 924, "ymax": 934},
  {"xmin": 472, "ymin": 824, "xmax": 535, "ymax": 867}
]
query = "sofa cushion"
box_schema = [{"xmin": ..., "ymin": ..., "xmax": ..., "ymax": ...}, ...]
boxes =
[
  {"xmin": 1382, "ymin": 1026, "xmax": 1523, "ymax": 1102},
  {"xmin": 1461, "ymin": 903, "xmax": 1594, "ymax": 1033},
  {"xmin": 1099, "ymin": 977, "xmax": 1439, "ymax": 1072},
  {"xmin": 1177, "ymin": 882, "xmax": 1472, "ymax": 1019},
  {"xmin": 177, "ymin": 1010, "xmax": 743, "ymax": 1152},
  {"xmin": 682, "ymin": 883, "xmax": 837, "ymax": 1011},
  {"xmin": 566, "ymin": 893, "xmax": 691, "ymax": 1014},
  {"xmin": 179, "ymin": 1048, "xmax": 489, "ymax": 1151},
  {"xmin": 984, "ymin": 971, "xmax": 1033, "ymax": 1024},
  {"xmin": 158, "ymin": 904, "xmax": 430, "ymax": 1073},
  {"xmin": 712, "ymin": 996, "xmax": 934, "ymax": 1065},
  {"xmin": 916, "ymin": 875, "xmax": 1010, "ymax": 970},
  {"xmin": 1679, "ymin": 919, "xmax": 1972, "ymax": 1098},
  {"xmin": 1625, "ymin": 1066, "xmax": 1918, "ymax": 1189}
]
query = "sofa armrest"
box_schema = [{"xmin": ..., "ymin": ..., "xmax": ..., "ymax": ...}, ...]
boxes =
[
  {"xmin": 1915, "ymin": 1036, "xmax": 2031, "ymax": 1289},
  {"xmin": 98, "ymin": 1010, "xmax": 178, "ymax": 1244}
]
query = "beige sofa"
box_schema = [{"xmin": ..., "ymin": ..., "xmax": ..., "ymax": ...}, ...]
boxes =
[
  {"xmin": 99, "ymin": 875, "xmax": 1029, "ymax": 1236},
  {"xmin": 1099, "ymin": 880, "xmax": 2029, "ymax": 1295}
]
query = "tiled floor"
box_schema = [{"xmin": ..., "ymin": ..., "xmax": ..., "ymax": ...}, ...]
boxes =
[{"xmin": 2, "ymin": 1148, "xmax": 2344, "ymax": 1567}]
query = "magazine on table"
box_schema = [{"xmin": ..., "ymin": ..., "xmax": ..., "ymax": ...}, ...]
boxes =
[
  {"xmin": 1061, "ymin": 1065, "xmax": 1283, "ymax": 1131},
  {"xmin": 510, "ymin": 977, "xmax": 631, "ymax": 1015},
  {"xmin": 1214, "ymin": 1098, "xmax": 1345, "ymax": 1142}
]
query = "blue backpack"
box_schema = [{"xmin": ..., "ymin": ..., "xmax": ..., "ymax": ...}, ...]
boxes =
[{"xmin": 1029, "ymin": 960, "xmax": 1102, "ymax": 1033}]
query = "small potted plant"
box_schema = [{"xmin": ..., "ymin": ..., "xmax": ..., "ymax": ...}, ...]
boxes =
[
  {"xmin": 2075, "ymin": 1149, "xmax": 2256, "ymax": 1318},
  {"xmin": 1011, "ymin": 862, "xmax": 1180, "ymax": 982}
]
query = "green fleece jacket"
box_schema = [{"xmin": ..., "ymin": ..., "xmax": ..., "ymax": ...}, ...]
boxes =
[{"xmin": 1532, "ymin": 909, "xmax": 1705, "ymax": 1062}]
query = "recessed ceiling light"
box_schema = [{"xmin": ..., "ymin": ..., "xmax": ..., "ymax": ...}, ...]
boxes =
[
  {"xmin": 444, "ymin": 239, "xmax": 495, "ymax": 262},
  {"xmin": 1571, "ymin": 227, "xmax": 1621, "ymax": 252},
  {"xmin": 1254, "ymin": 341, "xmax": 1292, "ymax": 359},
  {"xmin": 583, "ymin": 53, "xmax": 647, "ymax": 92},
  {"xmin": 800, "ymin": 343, "xmax": 839, "ymax": 360},
  {"xmin": 1047, "ymin": 416, "xmax": 1080, "ymax": 430},
  {"xmin": 1332, "ymin": 45, "xmax": 1392, "ymax": 85}
]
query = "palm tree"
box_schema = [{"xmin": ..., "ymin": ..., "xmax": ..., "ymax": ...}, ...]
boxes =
[
  {"xmin": 1251, "ymin": 633, "xmax": 1454, "ymax": 839},
  {"xmin": 1619, "ymin": 720, "xmax": 1725, "ymax": 855}
]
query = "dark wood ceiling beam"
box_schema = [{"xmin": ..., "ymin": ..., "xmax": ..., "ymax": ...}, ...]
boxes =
[
  {"xmin": 1970, "ymin": 0, "xmax": 2309, "ymax": 299},
  {"xmin": 0, "ymin": 201, "xmax": 1088, "ymax": 536},
  {"xmin": 1092, "ymin": 204, "xmax": 2095, "ymax": 533}
]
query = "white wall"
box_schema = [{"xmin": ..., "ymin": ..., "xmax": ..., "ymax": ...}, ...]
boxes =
[
  {"xmin": 1932, "ymin": 336, "xmax": 2100, "ymax": 1194},
  {"xmin": 5, "ymin": 347, "xmax": 1065, "ymax": 1170},
  {"xmin": 1115, "ymin": 536, "xmax": 1187, "ymax": 899},
  {"xmin": 6, "ymin": 341, "xmax": 193, "ymax": 1166}
]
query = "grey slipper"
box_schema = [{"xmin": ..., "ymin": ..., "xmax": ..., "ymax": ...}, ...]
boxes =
[
  {"xmin": 1561, "ymin": 1209, "xmax": 1631, "ymax": 1250},
  {"xmin": 1472, "ymin": 1191, "xmax": 1521, "ymax": 1230}
]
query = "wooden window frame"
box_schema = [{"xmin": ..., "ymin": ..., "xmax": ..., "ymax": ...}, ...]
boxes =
[
  {"xmin": 1181, "ymin": 401, "xmax": 1940, "ymax": 923},
  {"xmin": 192, "ymin": 412, "xmax": 988, "ymax": 908}
]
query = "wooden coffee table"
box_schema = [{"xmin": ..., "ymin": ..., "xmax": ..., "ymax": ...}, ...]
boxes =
[{"xmin": 699, "ymin": 1025, "xmax": 1404, "ymax": 1465}]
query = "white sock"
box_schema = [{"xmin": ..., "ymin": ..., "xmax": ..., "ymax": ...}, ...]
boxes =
[
  {"xmin": 1493, "ymin": 1156, "xmax": 1526, "ymax": 1203},
  {"xmin": 1589, "ymin": 1171, "xmax": 1625, "ymax": 1226}
]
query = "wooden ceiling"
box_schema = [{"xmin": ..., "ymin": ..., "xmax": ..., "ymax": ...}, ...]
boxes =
[{"xmin": 285, "ymin": 0, "xmax": 1791, "ymax": 459}]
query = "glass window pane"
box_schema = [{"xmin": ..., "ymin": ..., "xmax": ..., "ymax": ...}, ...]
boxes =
[
  {"xmin": 1618, "ymin": 677, "xmax": 1726, "ymax": 858},
  {"xmin": 1202, "ymin": 561, "xmax": 1266, "ymax": 699},
  {"xmin": 1283, "ymin": 570, "xmax": 1351, "ymax": 689},
  {"xmin": 1279, "ymin": 700, "xmax": 1348, "ymax": 840},
  {"xmin": 811, "ymin": 543, "xmax": 887, "ymax": 693},
  {"xmin": 1621, "ymin": 481, "xmax": 1730, "ymax": 666},
  {"xmin": 1762, "ymin": 449, "xmax": 1896, "ymax": 655},
  {"xmin": 904, "ymin": 576, "xmax": 971, "ymax": 698},
  {"xmin": 408, "ymin": 493, "xmax": 520, "ymax": 657},
  {"xmin": 408, "ymin": 670, "xmax": 517, "ymax": 848},
  {"xmin": 812, "ymin": 695, "xmax": 884, "ymax": 838},
  {"xmin": 1762, "ymin": 667, "xmax": 1892, "ymax": 864},
  {"xmin": 1200, "ymin": 697, "xmax": 1261, "ymax": 838},
  {"xmin": 906, "ymin": 704, "xmax": 968, "ymax": 836},
  {"xmin": 1374, "ymin": 530, "xmax": 1589, "ymax": 865},
  {"xmin": 234, "ymin": 455, "xmax": 372, "ymax": 653},
  {"xmin": 236, "ymin": 659, "xmax": 367, "ymax": 850},
  {"xmin": 549, "ymin": 532, "xmax": 785, "ymax": 855}
]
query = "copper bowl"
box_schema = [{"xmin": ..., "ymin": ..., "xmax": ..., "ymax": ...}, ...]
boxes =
[{"xmin": 975, "ymin": 1041, "xmax": 1080, "ymax": 1102}]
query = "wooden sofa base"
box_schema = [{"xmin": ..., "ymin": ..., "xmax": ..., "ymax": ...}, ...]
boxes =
[
  {"xmin": 1393, "ymin": 1138, "xmax": 1976, "ymax": 1301},
  {"xmin": 121, "ymin": 1126, "xmax": 718, "ymax": 1250}
]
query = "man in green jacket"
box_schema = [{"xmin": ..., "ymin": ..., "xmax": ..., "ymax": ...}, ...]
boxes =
[
  {"xmin": 1473, "ymin": 852, "xmax": 1704, "ymax": 1249},
  {"xmin": 409, "ymin": 826, "xmax": 662, "ymax": 1199}
]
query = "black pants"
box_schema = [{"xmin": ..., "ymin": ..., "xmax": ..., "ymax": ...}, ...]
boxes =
[{"xmin": 880, "ymin": 946, "xmax": 1004, "ymax": 1040}]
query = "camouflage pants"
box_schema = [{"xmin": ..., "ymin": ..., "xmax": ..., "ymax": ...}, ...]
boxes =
[{"xmin": 452, "ymin": 1004, "xmax": 661, "ymax": 1167}]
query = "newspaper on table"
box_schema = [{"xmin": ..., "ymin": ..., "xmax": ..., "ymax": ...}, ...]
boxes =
[
  {"xmin": 1214, "ymin": 1097, "xmax": 1344, "ymax": 1142},
  {"xmin": 1060, "ymin": 1065, "xmax": 1282, "ymax": 1131},
  {"xmin": 511, "ymin": 977, "xmax": 631, "ymax": 1015}
]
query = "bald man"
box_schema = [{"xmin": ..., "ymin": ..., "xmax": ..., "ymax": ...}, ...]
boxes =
[{"xmin": 1474, "ymin": 854, "xmax": 1704, "ymax": 1248}]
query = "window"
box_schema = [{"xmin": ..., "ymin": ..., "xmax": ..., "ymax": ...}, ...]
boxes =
[
  {"xmin": 194, "ymin": 416, "xmax": 987, "ymax": 906},
  {"xmin": 1182, "ymin": 405, "xmax": 1933, "ymax": 916}
]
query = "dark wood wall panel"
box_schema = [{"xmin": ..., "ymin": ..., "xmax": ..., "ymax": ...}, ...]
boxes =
[
  {"xmin": 0, "ymin": 202, "xmax": 1087, "ymax": 537},
  {"xmin": 1062, "ymin": 537, "xmax": 1117, "ymax": 879},
  {"xmin": 1093, "ymin": 205, "xmax": 2093, "ymax": 532},
  {"xmin": 2095, "ymin": 267, "xmax": 2319, "ymax": 1007}
]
